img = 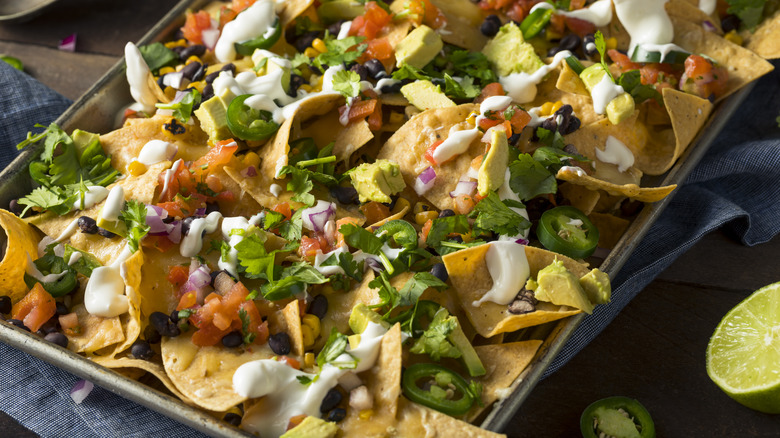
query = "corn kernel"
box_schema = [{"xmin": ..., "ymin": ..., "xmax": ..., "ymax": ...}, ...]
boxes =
[
  {"xmin": 299, "ymin": 84, "xmax": 313, "ymax": 92},
  {"xmin": 550, "ymin": 100, "xmax": 564, "ymax": 114},
  {"xmin": 359, "ymin": 409, "xmax": 373, "ymax": 420},
  {"xmin": 304, "ymin": 352, "xmax": 315, "ymax": 368},
  {"xmin": 724, "ymin": 30, "xmax": 743, "ymax": 46},
  {"xmin": 466, "ymin": 112, "xmax": 478, "ymax": 125},
  {"xmin": 415, "ymin": 211, "xmax": 439, "ymax": 225},
  {"xmin": 312, "ymin": 38, "xmax": 328, "ymax": 53},
  {"xmin": 159, "ymin": 66, "xmax": 176, "ymax": 75},
  {"xmin": 304, "ymin": 47, "xmax": 320, "ymax": 58},
  {"xmin": 606, "ymin": 37, "xmax": 618, "ymax": 51},
  {"xmin": 185, "ymin": 55, "xmax": 202, "ymax": 65},
  {"xmin": 301, "ymin": 325, "xmax": 314, "ymax": 348},
  {"xmin": 188, "ymin": 80, "xmax": 206, "ymax": 93},
  {"xmin": 539, "ymin": 102, "xmax": 554, "ymax": 116},
  {"xmin": 389, "ymin": 111, "xmax": 405, "ymax": 125},
  {"xmin": 413, "ymin": 202, "xmax": 432, "ymax": 215},
  {"xmin": 164, "ymin": 39, "xmax": 187, "ymax": 49},
  {"xmin": 225, "ymin": 406, "xmax": 242, "ymax": 417},
  {"xmin": 243, "ymin": 152, "xmax": 261, "ymax": 168},
  {"xmin": 392, "ymin": 198, "xmax": 410, "ymax": 215},
  {"xmin": 127, "ymin": 160, "xmax": 147, "ymax": 177},
  {"xmin": 302, "ymin": 314, "xmax": 321, "ymax": 339}
]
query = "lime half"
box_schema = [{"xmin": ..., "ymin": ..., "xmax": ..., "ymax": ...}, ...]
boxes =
[{"xmin": 706, "ymin": 281, "xmax": 780, "ymax": 413}]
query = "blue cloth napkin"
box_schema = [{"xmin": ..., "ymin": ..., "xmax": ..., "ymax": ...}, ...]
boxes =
[{"xmin": 1, "ymin": 59, "xmax": 779, "ymax": 437}]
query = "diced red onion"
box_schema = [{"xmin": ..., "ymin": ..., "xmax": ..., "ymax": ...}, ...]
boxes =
[
  {"xmin": 201, "ymin": 29, "xmax": 220, "ymax": 50},
  {"xmin": 349, "ymin": 385, "xmax": 373, "ymax": 411},
  {"xmin": 70, "ymin": 380, "xmax": 93, "ymax": 404},
  {"xmin": 449, "ymin": 180, "xmax": 477, "ymax": 198},
  {"xmin": 163, "ymin": 71, "xmax": 184, "ymax": 89},
  {"xmin": 172, "ymin": 90, "xmax": 188, "ymax": 104},
  {"xmin": 365, "ymin": 257, "xmax": 384, "ymax": 273},
  {"xmin": 302, "ymin": 200, "xmax": 336, "ymax": 232},
  {"xmin": 166, "ymin": 221, "xmax": 182, "ymax": 244},
  {"xmin": 183, "ymin": 262, "xmax": 212, "ymax": 304},
  {"xmin": 240, "ymin": 166, "xmax": 257, "ymax": 178},
  {"xmin": 414, "ymin": 167, "xmax": 436, "ymax": 195},
  {"xmin": 194, "ymin": 207, "xmax": 207, "ymax": 217},
  {"xmin": 145, "ymin": 205, "xmax": 170, "ymax": 234},
  {"xmin": 58, "ymin": 33, "xmax": 77, "ymax": 52},
  {"xmin": 702, "ymin": 20, "xmax": 717, "ymax": 33},
  {"xmin": 515, "ymin": 237, "xmax": 529, "ymax": 245}
]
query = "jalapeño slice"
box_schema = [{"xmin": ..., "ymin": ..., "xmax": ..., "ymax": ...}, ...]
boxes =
[
  {"xmin": 23, "ymin": 254, "xmax": 78, "ymax": 297},
  {"xmin": 536, "ymin": 206, "xmax": 599, "ymax": 259},
  {"xmin": 630, "ymin": 45, "xmax": 690, "ymax": 64},
  {"xmin": 520, "ymin": 7, "xmax": 553, "ymax": 40},
  {"xmin": 233, "ymin": 19, "xmax": 282, "ymax": 56},
  {"xmin": 580, "ymin": 396, "xmax": 655, "ymax": 438},
  {"xmin": 226, "ymin": 94, "xmax": 280, "ymax": 141},
  {"xmin": 402, "ymin": 363, "xmax": 475, "ymax": 416}
]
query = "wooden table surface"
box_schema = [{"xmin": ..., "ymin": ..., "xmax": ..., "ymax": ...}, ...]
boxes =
[{"xmin": 2, "ymin": 1, "xmax": 780, "ymax": 437}]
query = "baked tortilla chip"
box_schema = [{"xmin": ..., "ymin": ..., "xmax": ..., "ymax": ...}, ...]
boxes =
[
  {"xmin": 743, "ymin": 9, "xmax": 780, "ymax": 59},
  {"xmin": 397, "ymin": 397, "xmax": 505, "ymax": 438},
  {"xmin": 317, "ymin": 270, "xmax": 379, "ymax": 349},
  {"xmin": 279, "ymin": 0, "xmax": 315, "ymax": 27},
  {"xmin": 556, "ymin": 166, "xmax": 676, "ymax": 203},
  {"xmin": 68, "ymin": 303, "xmax": 125, "ymax": 354},
  {"xmin": 443, "ymin": 244, "xmax": 585, "ymax": 338},
  {"xmin": 94, "ymin": 356, "xmax": 193, "ymax": 404},
  {"xmin": 558, "ymin": 182, "xmax": 600, "ymax": 215},
  {"xmin": 588, "ymin": 212, "xmax": 631, "ymax": 250},
  {"xmin": 0, "ymin": 209, "xmax": 40, "ymax": 303},
  {"xmin": 281, "ymin": 299, "xmax": 305, "ymax": 358},
  {"xmin": 430, "ymin": 0, "xmax": 489, "ymax": 51}
]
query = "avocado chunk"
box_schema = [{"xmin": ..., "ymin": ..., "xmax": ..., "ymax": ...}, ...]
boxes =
[
  {"xmin": 526, "ymin": 259, "xmax": 594, "ymax": 314},
  {"xmin": 590, "ymin": 406, "xmax": 642, "ymax": 438},
  {"xmin": 251, "ymin": 51, "xmax": 291, "ymax": 92},
  {"xmin": 579, "ymin": 64, "xmax": 635, "ymax": 125},
  {"xmin": 280, "ymin": 415, "xmax": 339, "ymax": 438},
  {"xmin": 401, "ymin": 80, "xmax": 456, "ymax": 111},
  {"xmin": 477, "ymin": 129, "xmax": 509, "ymax": 196},
  {"xmin": 349, "ymin": 159, "xmax": 406, "ymax": 204},
  {"xmin": 96, "ymin": 213, "xmax": 127, "ymax": 237},
  {"xmin": 483, "ymin": 22, "xmax": 544, "ymax": 77},
  {"xmin": 349, "ymin": 303, "xmax": 390, "ymax": 334},
  {"xmin": 317, "ymin": 0, "xmax": 365, "ymax": 24},
  {"xmin": 395, "ymin": 25, "xmax": 443, "ymax": 69},
  {"xmin": 72, "ymin": 129, "xmax": 101, "ymax": 153},
  {"xmin": 194, "ymin": 95, "xmax": 232, "ymax": 142},
  {"xmin": 579, "ymin": 268, "xmax": 611, "ymax": 305}
]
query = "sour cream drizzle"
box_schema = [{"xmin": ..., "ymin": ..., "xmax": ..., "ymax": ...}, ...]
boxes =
[
  {"xmin": 596, "ymin": 135, "xmax": 634, "ymax": 172},
  {"xmin": 613, "ymin": 0, "xmax": 675, "ymax": 57},
  {"xmin": 234, "ymin": 321, "xmax": 388, "ymax": 437},
  {"xmin": 530, "ymin": 0, "xmax": 613, "ymax": 27},
  {"xmin": 499, "ymin": 51, "xmax": 573, "ymax": 103},
  {"xmin": 180, "ymin": 212, "xmax": 223, "ymax": 258},
  {"xmin": 699, "ymin": 0, "xmax": 717, "ymax": 15},
  {"xmin": 134, "ymin": 139, "xmax": 177, "ymax": 168},
  {"xmin": 124, "ymin": 42, "xmax": 157, "ymax": 113},
  {"xmin": 432, "ymin": 95, "xmax": 513, "ymax": 164},
  {"xmin": 215, "ymin": 0, "xmax": 277, "ymax": 62},
  {"xmin": 84, "ymin": 245, "xmax": 133, "ymax": 317},
  {"xmin": 72, "ymin": 186, "xmax": 109, "ymax": 211},
  {"xmin": 590, "ymin": 75, "xmax": 625, "ymax": 114},
  {"xmin": 474, "ymin": 241, "xmax": 531, "ymax": 307},
  {"xmin": 101, "ymin": 185, "xmax": 125, "ymax": 222}
]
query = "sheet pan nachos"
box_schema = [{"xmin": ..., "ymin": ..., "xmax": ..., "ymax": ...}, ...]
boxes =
[{"xmin": 1, "ymin": 0, "xmax": 775, "ymax": 436}]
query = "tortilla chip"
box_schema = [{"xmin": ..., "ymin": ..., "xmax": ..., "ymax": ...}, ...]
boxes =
[
  {"xmin": 396, "ymin": 397, "xmax": 505, "ymax": 438},
  {"xmin": 340, "ymin": 324, "xmax": 403, "ymax": 436},
  {"xmin": 100, "ymin": 250, "xmax": 144, "ymax": 359},
  {"xmin": 430, "ymin": 0, "xmax": 488, "ymax": 51},
  {"xmin": 161, "ymin": 333, "xmax": 275, "ymax": 412},
  {"xmin": 333, "ymin": 120, "xmax": 375, "ymax": 162},
  {"xmin": 556, "ymin": 166, "xmax": 676, "ymax": 203},
  {"xmin": 279, "ymin": 0, "xmax": 315, "ymax": 27},
  {"xmin": 281, "ymin": 299, "xmax": 305, "ymax": 358},
  {"xmin": 443, "ymin": 244, "xmax": 585, "ymax": 338},
  {"xmin": 743, "ymin": 9, "xmax": 780, "ymax": 59},
  {"xmin": 556, "ymin": 61, "xmax": 590, "ymax": 96},
  {"xmin": 558, "ymin": 182, "xmax": 600, "ymax": 215},
  {"xmin": 463, "ymin": 340, "xmax": 543, "ymax": 422},
  {"xmin": 0, "ymin": 210, "xmax": 41, "ymax": 303},
  {"xmin": 532, "ymin": 67, "xmax": 602, "ymax": 127},
  {"xmin": 667, "ymin": 0, "xmax": 722, "ymax": 32},
  {"xmin": 317, "ymin": 270, "xmax": 379, "ymax": 349},
  {"xmin": 378, "ymin": 104, "xmax": 480, "ymax": 211},
  {"xmin": 94, "ymin": 356, "xmax": 193, "ymax": 404},
  {"xmin": 68, "ymin": 303, "xmax": 125, "ymax": 353},
  {"xmin": 588, "ymin": 212, "xmax": 631, "ymax": 250}
]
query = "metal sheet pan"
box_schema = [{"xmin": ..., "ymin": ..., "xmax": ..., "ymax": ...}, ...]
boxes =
[{"xmin": 0, "ymin": 0, "xmax": 756, "ymax": 435}]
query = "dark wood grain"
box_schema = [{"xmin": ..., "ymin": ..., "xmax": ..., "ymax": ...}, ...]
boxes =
[{"xmin": 2, "ymin": 2, "xmax": 780, "ymax": 437}]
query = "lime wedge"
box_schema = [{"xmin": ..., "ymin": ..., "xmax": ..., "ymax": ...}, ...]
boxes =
[{"xmin": 706, "ymin": 281, "xmax": 780, "ymax": 413}]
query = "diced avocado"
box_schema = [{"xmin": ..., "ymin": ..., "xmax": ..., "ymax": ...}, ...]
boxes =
[
  {"xmin": 193, "ymin": 95, "xmax": 232, "ymax": 142},
  {"xmin": 579, "ymin": 268, "xmax": 611, "ymax": 305},
  {"xmin": 527, "ymin": 259, "xmax": 594, "ymax": 314},
  {"xmin": 349, "ymin": 159, "xmax": 406, "ymax": 204},
  {"xmin": 279, "ymin": 415, "xmax": 339, "ymax": 438},
  {"xmin": 395, "ymin": 25, "xmax": 443, "ymax": 69},
  {"xmin": 447, "ymin": 314, "xmax": 487, "ymax": 377},
  {"xmin": 477, "ymin": 129, "xmax": 509, "ymax": 196},
  {"xmin": 482, "ymin": 22, "xmax": 544, "ymax": 77},
  {"xmin": 96, "ymin": 214, "xmax": 127, "ymax": 237},
  {"xmin": 252, "ymin": 52, "xmax": 291, "ymax": 92},
  {"xmin": 400, "ymin": 80, "xmax": 455, "ymax": 111},
  {"xmin": 317, "ymin": 0, "xmax": 365, "ymax": 24},
  {"xmin": 72, "ymin": 129, "xmax": 100, "ymax": 152},
  {"xmin": 579, "ymin": 64, "xmax": 635, "ymax": 125},
  {"xmin": 591, "ymin": 406, "xmax": 643, "ymax": 438},
  {"xmin": 349, "ymin": 303, "xmax": 390, "ymax": 334}
]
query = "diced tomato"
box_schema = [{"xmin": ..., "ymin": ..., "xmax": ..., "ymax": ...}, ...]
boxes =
[
  {"xmin": 254, "ymin": 320, "xmax": 269, "ymax": 345},
  {"xmin": 367, "ymin": 97, "xmax": 383, "ymax": 131},
  {"xmin": 191, "ymin": 139, "xmax": 238, "ymax": 178},
  {"xmin": 59, "ymin": 312, "xmax": 81, "ymax": 336},
  {"xmin": 364, "ymin": 37, "xmax": 394, "ymax": 63},
  {"xmin": 509, "ymin": 108, "xmax": 532, "ymax": 133},
  {"xmin": 608, "ymin": 49, "xmax": 642, "ymax": 74},
  {"xmin": 299, "ymin": 236, "xmax": 322, "ymax": 259},
  {"xmin": 287, "ymin": 414, "xmax": 307, "ymax": 431},
  {"xmin": 681, "ymin": 55, "xmax": 727, "ymax": 100},
  {"xmin": 569, "ymin": 0, "xmax": 586, "ymax": 9},
  {"xmin": 406, "ymin": 0, "xmax": 447, "ymax": 28},
  {"xmin": 549, "ymin": 14, "xmax": 566, "ymax": 35},
  {"xmin": 478, "ymin": 115, "xmax": 503, "ymax": 131},
  {"xmin": 475, "ymin": 82, "xmax": 505, "ymax": 104},
  {"xmin": 143, "ymin": 235, "xmax": 175, "ymax": 253},
  {"xmin": 339, "ymin": 99, "xmax": 378, "ymax": 125},
  {"xmin": 177, "ymin": 292, "xmax": 197, "ymax": 311},
  {"xmin": 273, "ymin": 202, "xmax": 292, "ymax": 220},
  {"xmin": 564, "ymin": 16, "xmax": 596, "ymax": 37},
  {"xmin": 167, "ymin": 265, "xmax": 189, "ymax": 287},
  {"xmin": 231, "ymin": 0, "xmax": 256, "ymax": 13},
  {"xmin": 181, "ymin": 11, "xmax": 212, "ymax": 45},
  {"xmin": 11, "ymin": 283, "xmax": 56, "ymax": 333},
  {"xmin": 360, "ymin": 201, "xmax": 391, "ymax": 225},
  {"xmin": 424, "ymin": 140, "xmax": 444, "ymax": 165},
  {"xmin": 640, "ymin": 63, "xmax": 679, "ymax": 87},
  {"xmin": 420, "ymin": 219, "xmax": 433, "ymax": 242},
  {"xmin": 218, "ymin": 6, "xmax": 238, "ymax": 28},
  {"xmin": 191, "ymin": 321, "xmax": 232, "ymax": 347},
  {"xmin": 350, "ymin": 2, "xmax": 392, "ymax": 39},
  {"xmin": 216, "ymin": 191, "xmax": 235, "ymax": 202},
  {"xmin": 278, "ymin": 355, "xmax": 301, "ymax": 369},
  {"xmin": 453, "ymin": 194, "xmax": 476, "ymax": 215}
]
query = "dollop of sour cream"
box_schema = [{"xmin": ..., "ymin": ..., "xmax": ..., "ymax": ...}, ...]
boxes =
[
  {"xmin": 134, "ymin": 139, "xmax": 177, "ymax": 168},
  {"xmin": 124, "ymin": 42, "xmax": 157, "ymax": 113},
  {"xmin": 84, "ymin": 245, "xmax": 133, "ymax": 317},
  {"xmin": 499, "ymin": 50, "xmax": 573, "ymax": 103},
  {"xmin": 474, "ymin": 241, "xmax": 531, "ymax": 306},
  {"xmin": 215, "ymin": 0, "xmax": 277, "ymax": 63},
  {"xmin": 530, "ymin": 0, "xmax": 613, "ymax": 27},
  {"xmin": 595, "ymin": 135, "xmax": 635, "ymax": 172},
  {"xmin": 613, "ymin": 0, "xmax": 674, "ymax": 57},
  {"xmin": 180, "ymin": 212, "xmax": 223, "ymax": 258},
  {"xmin": 101, "ymin": 185, "xmax": 125, "ymax": 222},
  {"xmin": 590, "ymin": 75, "xmax": 625, "ymax": 114},
  {"xmin": 234, "ymin": 321, "xmax": 387, "ymax": 438}
]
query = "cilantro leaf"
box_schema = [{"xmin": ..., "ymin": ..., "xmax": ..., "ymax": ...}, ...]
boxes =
[
  {"xmin": 425, "ymin": 215, "xmax": 472, "ymax": 255},
  {"xmin": 17, "ymin": 187, "xmax": 71, "ymax": 216},
  {"xmin": 392, "ymin": 64, "xmax": 431, "ymax": 81},
  {"xmin": 409, "ymin": 308, "xmax": 462, "ymax": 361},
  {"xmin": 317, "ymin": 328, "xmax": 351, "ymax": 368},
  {"xmin": 296, "ymin": 375, "xmax": 314, "ymax": 385},
  {"xmin": 62, "ymin": 245, "xmax": 102, "ymax": 277},
  {"xmin": 338, "ymin": 223, "xmax": 384, "ymax": 255},
  {"xmin": 238, "ymin": 308, "xmax": 256, "ymax": 345},
  {"xmin": 470, "ymin": 192, "xmax": 531, "ymax": 237},
  {"xmin": 443, "ymin": 48, "xmax": 498, "ymax": 85},
  {"xmin": 535, "ymin": 127, "xmax": 566, "ymax": 150},
  {"xmin": 313, "ymin": 36, "xmax": 367, "ymax": 70},
  {"xmin": 726, "ymin": 0, "xmax": 768, "ymax": 30},
  {"xmin": 235, "ymin": 232, "xmax": 274, "ymax": 279},
  {"xmin": 443, "ymin": 74, "xmax": 480, "ymax": 99},
  {"xmin": 261, "ymin": 262, "xmax": 328, "ymax": 301},
  {"xmin": 120, "ymin": 200, "xmax": 151, "ymax": 252},
  {"xmin": 262, "ymin": 210, "xmax": 286, "ymax": 231},
  {"xmin": 138, "ymin": 42, "xmax": 179, "ymax": 73},
  {"xmin": 156, "ymin": 88, "xmax": 202, "ymax": 123},
  {"xmin": 508, "ymin": 154, "xmax": 557, "ymax": 201},
  {"xmin": 370, "ymin": 271, "xmax": 447, "ymax": 317},
  {"xmin": 332, "ymin": 70, "xmax": 362, "ymax": 99},
  {"xmin": 322, "ymin": 252, "xmax": 364, "ymax": 282},
  {"xmin": 617, "ymin": 70, "xmax": 662, "ymax": 105},
  {"xmin": 594, "ymin": 31, "xmax": 614, "ymax": 82},
  {"xmin": 279, "ymin": 165, "xmax": 315, "ymax": 206}
]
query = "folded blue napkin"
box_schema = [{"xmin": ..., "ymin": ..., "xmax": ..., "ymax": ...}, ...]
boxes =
[{"xmin": 0, "ymin": 59, "xmax": 778, "ymax": 437}]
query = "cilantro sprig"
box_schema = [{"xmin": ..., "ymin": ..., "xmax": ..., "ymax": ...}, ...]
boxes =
[
  {"xmin": 120, "ymin": 200, "xmax": 151, "ymax": 252},
  {"xmin": 594, "ymin": 31, "xmax": 615, "ymax": 82}
]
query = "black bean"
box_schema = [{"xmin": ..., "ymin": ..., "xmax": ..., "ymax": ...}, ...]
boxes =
[
  {"xmin": 144, "ymin": 324, "xmax": 162, "ymax": 344},
  {"xmin": 308, "ymin": 64, "xmax": 323, "ymax": 76},
  {"xmin": 171, "ymin": 46, "xmax": 186, "ymax": 58},
  {"xmin": 430, "ymin": 263, "xmax": 448, "ymax": 283},
  {"xmin": 97, "ymin": 228, "xmax": 117, "ymax": 238},
  {"xmin": 320, "ymin": 388, "xmax": 342, "ymax": 413},
  {"xmin": 288, "ymin": 74, "xmax": 306, "ymax": 97},
  {"xmin": 508, "ymin": 133, "xmax": 521, "ymax": 146},
  {"xmin": 222, "ymin": 331, "xmax": 243, "ymax": 348},
  {"xmin": 39, "ymin": 317, "xmax": 59, "ymax": 334},
  {"xmin": 438, "ymin": 209, "xmax": 455, "ymax": 218},
  {"xmin": 131, "ymin": 340, "xmax": 154, "ymax": 360},
  {"xmin": 268, "ymin": 332, "xmax": 291, "ymax": 355},
  {"xmin": 541, "ymin": 116, "xmax": 558, "ymax": 133},
  {"xmin": 180, "ymin": 44, "xmax": 206, "ymax": 60},
  {"xmin": 327, "ymin": 408, "xmax": 346, "ymax": 422},
  {"xmin": 307, "ymin": 295, "xmax": 329, "ymax": 320},
  {"xmin": 450, "ymin": 235, "xmax": 464, "ymax": 244},
  {"xmin": 481, "ymin": 15, "xmax": 502, "ymax": 37},
  {"xmin": 202, "ymin": 83, "xmax": 214, "ymax": 101},
  {"xmin": 0, "ymin": 296, "xmax": 11, "ymax": 314},
  {"xmin": 181, "ymin": 61, "xmax": 202, "ymax": 81},
  {"xmin": 223, "ymin": 412, "xmax": 242, "ymax": 427},
  {"xmin": 327, "ymin": 20, "xmax": 346, "ymax": 37},
  {"xmin": 559, "ymin": 33, "xmax": 581, "ymax": 52},
  {"xmin": 205, "ymin": 71, "xmax": 220, "ymax": 84},
  {"xmin": 721, "ymin": 15, "xmax": 740, "ymax": 33},
  {"xmin": 294, "ymin": 31, "xmax": 319, "ymax": 53},
  {"xmin": 181, "ymin": 216, "xmax": 195, "ymax": 235},
  {"xmin": 191, "ymin": 63, "xmax": 206, "ymax": 82},
  {"xmin": 8, "ymin": 199, "xmax": 24, "ymax": 216},
  {"xmin": 205, "ymin": 201, "xmax": 220, "ymax": 215},
  {"xmin": 45, "ymin": 332, "xmax": 69, "ymax": 348},
  {"xmin": 78, "ymin": 216, "xmax": 98, "ymax": 234},
  {"xmin": 157, "ymin": 75, "xmax": 167, "ymax": 90},
  {"xmin": 364, "ymin": 58, "xmax": 387, "ymax": 80},
  {"xmin": 583, "ymin": 34, "xmax": 597, "ymax": 57},
  {"xmin": 563, "ymin": 144, "xmax": 579, "ymax": 155},
  {"xmin": 7, "ymin": 319, "xmax": 29, "ymax": 331},
  {"xmin": 379, "ymin": 80, "xmax": 403, "ymax": 94},
  {"xmin": 220, "ymin": 63, "xmax": 236, "ymax": 75},
  {"xmin": 330, "ymin": 186, "xmax": 359, "ymax": 205},
  {"xmin": 349, "ymin": 63, "xmax": 369, "ymax": 82},
  {"xmin": 553, "ymin": 104, "xmax": 581, "ymax": 135},
  {"xmin": 150, "ymin": 311, "xmax": 180, "ymax": 338},
  {"xmin": 170, "ymin": 309, "xmax": 181, "ymax": 324},
  {"xmin": 55, "ymin": 301, "xmax": 69, "ymax": 316}
]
